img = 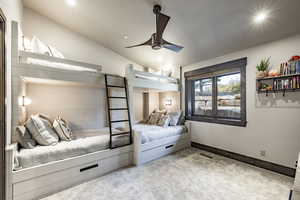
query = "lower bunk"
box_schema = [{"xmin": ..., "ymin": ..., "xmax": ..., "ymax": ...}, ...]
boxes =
[
  {"xmin": 6, "ymin": 129, "xmax": 133, "ymax": 200},
  {"xmin": 133, "ymin": 122, "xmax": 191, "ymax": 165}
]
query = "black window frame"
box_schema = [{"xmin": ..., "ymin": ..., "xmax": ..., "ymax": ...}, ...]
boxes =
[{"xmin": 185, "ymin": 58, "xmax": 247, "ymax": 127}]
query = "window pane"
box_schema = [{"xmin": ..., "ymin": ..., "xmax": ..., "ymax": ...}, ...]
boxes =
[
  {"xmin": 194, "ymin": 78, "xmax": 213, "ymax": 116},
  {"xmin": 217, "ymin": 73, "xmax": 241, "ymax": 119}
]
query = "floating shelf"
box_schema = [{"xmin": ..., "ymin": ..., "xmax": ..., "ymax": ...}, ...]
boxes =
[
  {"xmin": 257, "ymin": 88, "xmax": 300, "ymax": 93},
  {"xmin": 256, "ymin": 73, "xmax": 300, "ymax": 81},
  {"xmin": 256, "ymin": 73, "xmax": 300, "ymax": 96}
]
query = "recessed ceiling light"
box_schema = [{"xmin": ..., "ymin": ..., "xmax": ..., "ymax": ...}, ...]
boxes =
[
  {"xmin": 254, "ymin": 11, "xmax": 269, "ymax": 24},
  {"xmin": 123, "ymin": 35, "xmax": 129, "ymax": 40},
  {"xmin": 66, "ymin": 0, "xmax": 77, "ymax": 7}
]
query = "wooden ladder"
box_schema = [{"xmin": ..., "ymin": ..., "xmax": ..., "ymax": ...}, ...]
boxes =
[{"xmin": 104, "ymin": 74, "xmax": 132, "ymax": 149}]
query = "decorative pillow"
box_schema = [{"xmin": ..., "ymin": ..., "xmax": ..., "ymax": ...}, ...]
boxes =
[
  {"xmin": 31, "ymin": 36, "xmax": 52, "ymax": 56},
  {"xmin": 48, "ymin": 45, "xmax": 65, "ymax": 59},
  {"xmin": 168, "ymin": 111, "xmax": 183, "ymax": 126},
  {"xmin": 25, "ymin": 114, "xmax": 59, "ymax": 146},
  {"xmin": 148, "ymin": 112, "xmax": 161, "ymax": 125},
  {"xmin": 157, "ymin": 115, "xmax": 171, "ymax": 127},
  {"xmin": 53, "ymin": 116, "xmax": 72, "ymax": 141},
  {"xmin": 177, "ymin": 113, "xmax": 185, "ymax": 125},
  {"xmin": 15, "ymin": 126, "xmax": 37, "ymax": 149},
  {"xmin": 22, "ymin": 37, "xmax": 32, "ymax": 51}
]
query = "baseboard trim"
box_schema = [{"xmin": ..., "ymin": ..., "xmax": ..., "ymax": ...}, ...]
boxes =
[{"xmin": 192, "ymin": 142, "xmax": 296, "ymax": 177}]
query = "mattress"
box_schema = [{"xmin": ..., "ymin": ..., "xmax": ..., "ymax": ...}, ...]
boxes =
[
  {"xmin": 15, "ymin": 128, "xmax": 129, "ymax": 170},
  {"xmin": 133, "ymin": 124, "xmax": 186, "ymax": 144}
]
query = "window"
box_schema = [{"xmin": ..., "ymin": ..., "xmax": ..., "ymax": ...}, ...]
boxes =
[{"xmin": 185, "ymin": 58, "xmax": 247, "ymax": 127}]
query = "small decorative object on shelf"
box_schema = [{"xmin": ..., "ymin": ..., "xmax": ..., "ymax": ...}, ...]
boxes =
[
  {"xmin": 256, "ymin": 55, "xmax": 300, "ymax": 97},
  {"xmin": 256, "ymin": 57, "xmax": 270, "ymax": 78}
]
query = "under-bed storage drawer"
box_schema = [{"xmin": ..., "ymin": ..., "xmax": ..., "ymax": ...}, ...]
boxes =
[
  {"xmin": 140, "ymin": 138, "xmax": 189, "ymax": 164},
  {"xmin": 13, "ymin": 152, "xmax": 132, "ymax": 200}
]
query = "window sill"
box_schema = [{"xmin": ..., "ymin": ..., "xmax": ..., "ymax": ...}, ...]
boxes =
[{"xmin": 186, "ymin": 116, "xmax": 247, "ymax": 127}]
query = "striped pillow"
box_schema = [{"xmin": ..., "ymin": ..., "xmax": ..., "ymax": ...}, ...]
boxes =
[{"xmin": 53, "ymin": 116, "xmax": 72, "ymax": 141}]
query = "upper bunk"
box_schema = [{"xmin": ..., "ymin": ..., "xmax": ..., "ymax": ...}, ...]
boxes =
[
  {"xmin": 11, "ymin": 21, "xmax": 104, "ymax": 87},
  {"xmin": 125, "ymin": 66, "xmax": 180, "ymax": 92}
]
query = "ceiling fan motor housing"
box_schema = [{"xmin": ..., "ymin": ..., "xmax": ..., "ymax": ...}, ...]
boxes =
[
  {"xmin": 126, "ymin": 4, "xmax": 183, "ymax": 52},
  {"xmin": 153, "ymin": 5, "xmax": 162, "ymax": 14}
]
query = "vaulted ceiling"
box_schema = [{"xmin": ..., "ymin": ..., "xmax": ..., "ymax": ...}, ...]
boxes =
[{"xmin": 23, "ymin": 0, "xmax": 300, "ymax": 70}]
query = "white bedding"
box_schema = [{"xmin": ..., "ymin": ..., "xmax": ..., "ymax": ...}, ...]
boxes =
[
  {"xmin": 133, "ymin": 124, "xmax": 186, "ymax": 144},
  {"xmin": 15, "ymin": 128, "xmax": 129, "ymax": 170}
]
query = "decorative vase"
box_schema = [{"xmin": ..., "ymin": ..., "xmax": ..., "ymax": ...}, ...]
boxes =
[{"xmin": 256, "ymin": 71, "xmax": 268, "ymax": 78}]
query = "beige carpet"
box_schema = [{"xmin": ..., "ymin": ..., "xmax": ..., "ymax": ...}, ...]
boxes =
[{"xmin": 42, "ymin": 148, "xmax": 293, "ymax": 200}]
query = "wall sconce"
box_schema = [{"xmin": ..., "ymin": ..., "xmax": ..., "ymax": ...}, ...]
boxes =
[
  {"xmin": 165, "ymin": 99, "xmax": 172, "ymax": 106},
  {"xmin": 19, "ymin": 96, "xmax": 32, "ymax": 107}
]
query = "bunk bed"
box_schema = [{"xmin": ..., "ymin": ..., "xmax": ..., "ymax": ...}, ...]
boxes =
[
  {"xmin": 126, "ymin": 66, "xmax": 191, "ymax": 166},
  {"xmin": 6, "ymin": 21, "xmax": 133, "ymax": 200}
]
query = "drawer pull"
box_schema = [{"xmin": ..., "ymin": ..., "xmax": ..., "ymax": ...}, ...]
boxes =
[
  {"xmin": 165, "ymin": 144, "xmax": 174, "ymax": 149},
  {"xmin": 80, "ymin": 164, "xmax": 99, "ymax": 172}
]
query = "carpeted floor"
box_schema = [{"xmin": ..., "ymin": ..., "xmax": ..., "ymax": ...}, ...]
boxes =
[{"xmin": 42, "ymin": 148, "xmax": 293, "ymax": 200}]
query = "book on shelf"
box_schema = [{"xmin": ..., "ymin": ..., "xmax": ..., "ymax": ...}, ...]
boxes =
[
  {"xmin": 280, "ymin": 60, "xmax": 300, "ymax": 75},
  {"xmin": 271, "ymin": 76, "xmax": 300, "ymax": 90}
]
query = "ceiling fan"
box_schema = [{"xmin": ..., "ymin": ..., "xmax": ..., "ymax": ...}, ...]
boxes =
[{"xmin": 126, "ymin": 5, "xmax": 184, "ymax": 53}]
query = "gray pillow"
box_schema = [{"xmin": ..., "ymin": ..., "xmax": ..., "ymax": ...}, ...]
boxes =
[
  {"xmin": 15, "ymin": 126, "xmax": 37, "ymax": 149},
  {"xmin": 168, "ymin": 111, "xmax": 183, "ymax": 126},
  {"xmin": 177, "ymin": 113, "xmax": 185, "ymax": 125},
  {"xmin": 25, "ymin": 114, "xmax": 59, "ymax": 146}
]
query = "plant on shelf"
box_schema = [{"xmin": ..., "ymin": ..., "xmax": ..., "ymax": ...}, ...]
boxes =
[{"xmin": 256, "ymin": 57, "xmax": 270, "ymax": 78}]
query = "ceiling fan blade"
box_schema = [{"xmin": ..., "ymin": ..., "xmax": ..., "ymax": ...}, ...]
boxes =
[
  {"xmin": 126, "ymin": 38, "xmax": 152, "ymax": 48},
  {"xmin": 162, "ymin": 40, "xmax": 184, "ymax": 52},
  {"xmin": 156, "ymin": 13, "xmax": 170, "ymax": 41}
]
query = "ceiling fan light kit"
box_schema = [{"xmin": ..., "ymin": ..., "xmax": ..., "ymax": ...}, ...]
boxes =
[{"xmin": 126, "ymin": 5, "xmax": 184, "ymax": 53}]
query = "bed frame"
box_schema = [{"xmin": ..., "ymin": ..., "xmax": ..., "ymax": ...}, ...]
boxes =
[
  {"xmin": 126, "ymin": 66, "xmax": 179, "ymax": 91},
  {"xmin": 126, "ymin": 66, "xmax": 191, "ymax": 165},
  {"xmin": 133, "ymin": 122, "xmax": 191, "ymax": 165},
  {"xmin": 6, "ymin": 21, "xmax": 134, "ymax": 200},
  {"xmin": 6, "ymin": 142, "xmax": 132, "ymax": 200}
]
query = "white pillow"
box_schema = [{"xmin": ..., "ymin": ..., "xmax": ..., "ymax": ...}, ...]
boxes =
[
  {"xmin": 53, "ymin": 116, "xmax": 72, "ymax": 141},
  {"xmin": 48, "ymin": 45, "xmax": 65, "ymax": 59},
  {"xmin": 31, "ymin": 36, "xmax": 52, "ymax": 56},
  {"xmin": 25, "ymin": 114, "xmax": 59, "ymax": 146},
  {"xmin": 168, "ymin": 111, "xmax": 183, "ymax": 126},
  {"xmin": 23, "ymin": 37, "xmax": 32, "ymax": 51}
]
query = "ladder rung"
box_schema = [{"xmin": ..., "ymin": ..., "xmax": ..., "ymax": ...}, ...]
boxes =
[
  {"xmin": 105, "ymin": 74, "xmax": 124, "ymax": 78},
  {"xmin": 109, "ymin": 108, "xmax": 128, "ymax": 111},
  {"xmin": 110, "ymin": 120, "xmax": 129, "ymax": 123},
  {"xmin": 108, "ymin": 96, "xmax": 126, "ymax": 99},
  {"xmin": 107, "ymin": 85, "xmax": 125, "ymax": 88},
  {"xmin": 110, "ymin": 143, "xmax": 131, "ymax": 149},
  {"xmin": 112, "ymin": 132, "xmax": 130, "ymax": 136}
]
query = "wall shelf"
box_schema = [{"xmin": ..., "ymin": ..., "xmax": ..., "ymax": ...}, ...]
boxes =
[
  {"xmin": 256, "ymin": 73, "xmax": 300, "ymax": 81},
  {"xmin": 256, "ymin": 73, "xmax": 300, "ymax": 96}
]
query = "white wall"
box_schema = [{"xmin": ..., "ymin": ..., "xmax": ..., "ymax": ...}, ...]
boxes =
[
  {"xmin": 133, "ymin": 91, "xmax": 143, "ymax": 122},
  {"xmin": 159, "ymin": 92, "xmax": 180, "ymax": 112},
  {"xmin": 182, "ymin": 34, "xmax": 300, "ymax": 168},
  {"xmin": 0, "ymin": 0, "xmax": 23, "ymax": 145},
  {"xmin": 22, "ymin": 8, "xmax": 143, "ymax": 76},
  {"xmin": 149, "ymin": 92, "xmax": 159, "ymax": 113},
  {"xmin": 26, "ymin": 83, "xmax": 107, "ymax": 130}
]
